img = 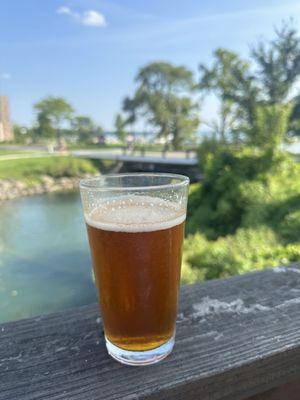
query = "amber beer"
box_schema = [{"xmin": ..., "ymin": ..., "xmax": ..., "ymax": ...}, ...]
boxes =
[
  {"xmin": 80, "ymin": 173, "xmax": 189, "ymax": 365},
  {"xmin": 85, "ymin": 197, "xmax": 185, "ymax": 351}
]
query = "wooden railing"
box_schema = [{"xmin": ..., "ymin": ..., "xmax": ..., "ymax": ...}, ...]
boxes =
[{"xmin": 0, "ymin": 264, "xmax": 299, "ymax": 400}]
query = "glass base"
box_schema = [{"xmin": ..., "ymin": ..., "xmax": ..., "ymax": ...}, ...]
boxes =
[{"xmin": 105, "ymin": 334, "xmax": 175, "ymax": 366}]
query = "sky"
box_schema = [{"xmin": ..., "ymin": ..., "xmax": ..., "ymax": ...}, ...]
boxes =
[{"xmin": 1, "ymin": 0, "xmax": 300, "ymax": 130}]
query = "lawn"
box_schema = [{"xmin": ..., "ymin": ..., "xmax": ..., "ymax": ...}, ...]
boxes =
[{"xmin": 0, "ymin": 155, "xmax": 98, "ymax": 183}]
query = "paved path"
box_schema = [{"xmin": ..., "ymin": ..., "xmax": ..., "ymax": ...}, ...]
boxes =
[{"xmin": 72, "ymin": 149, "xmax": 198, "ymax": 166}]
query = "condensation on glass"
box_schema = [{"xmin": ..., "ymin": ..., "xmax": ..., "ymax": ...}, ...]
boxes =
[{"xmin": 80, "ymin": 173, "xmax": 189, "ymax": 365}]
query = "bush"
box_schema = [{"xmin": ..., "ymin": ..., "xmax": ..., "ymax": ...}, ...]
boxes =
[
  {"xmin": 182, "ymin": 227, "xmax": 300, "ymax": 283},
  {"xmin": 187, "ymin": 146, "xmax": 300, "ymax": 238},
  {"xmin": 184, "ymin": 145, "xmax": 300, "ymax": 283},
  {"xmin": 278, "ymin": 209, "xmax": 300, "ymax": 243}
]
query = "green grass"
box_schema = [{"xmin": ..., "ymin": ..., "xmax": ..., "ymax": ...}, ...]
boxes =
[
  {"xmin": 0, "ymin": 150, "xmax": 38, "ymax": 156},
  {"xmin": 0, "ymin": 156, "xmax": 98, "ymax": 184}
]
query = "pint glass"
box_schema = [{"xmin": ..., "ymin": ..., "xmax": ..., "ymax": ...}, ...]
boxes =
[{"xmin": 80, "ymin": 173, "xmax": 189, "ymax": 365}]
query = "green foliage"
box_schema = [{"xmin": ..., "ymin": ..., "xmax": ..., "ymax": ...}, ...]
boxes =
[
  {"xmin": 123, "ymin": 61, "xmax": 199, "ymax": 149},
  {"xmin": 33, "ymin": 112, "xmax": 55, "ymax": 139},
  {"xmin": 0, "ymin": 156, "xmax": 97, "ymax": 183},
  {"xmin": 34, "ymin": 96, "xmax": 74, "ymax": 141},
  {"xmin": 278, "ymin": 209, "xmax": 300, "ymax": 243},
  {"xmin": 199, "ymin": 21, "xmax": 300, "ymax": 140},
  {"xmin": 184, "ymin": 146, "xmax": 300, "ymax": 283},
  {"xmin": 188, "ymin": 145, "xmax": 277, "ymax": 238},
  {"xmin": 71, "ymin": 115, "xmax": 103, "ymax": 142},
  {"xmin": 13, "ymin": 125, "xmax": 32, "ymax": 143},
  {"xmin": 249, "ymin": 103, "xmax": 292, "ymax": 147},
  {"xmin": 114, "ymin": 113, "xmax": 127, "ymax": 143},
  {"xmin": 289, "ymin": 94, "xmax": 300, "ymax": 135},
  {"xmin": 182, "ymin": 227, "xmax": 300, "ymax": 282},
  {"xmin": 199, "ymin": 48, "xmax": 258, "ymax": 141},
  {"xmin": 252, "ymin": 21, "xmax": 300, "ymax": 104}
]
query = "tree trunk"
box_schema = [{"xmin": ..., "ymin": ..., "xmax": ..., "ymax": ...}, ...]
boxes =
[{"xmin": 172, "ymin": 133, "xmax": 182, "ymax": 150}]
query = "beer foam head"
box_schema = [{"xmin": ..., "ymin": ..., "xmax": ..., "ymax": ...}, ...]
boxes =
[{"xmin": 85, "ymin": 195, "xmax": 185, "ymax": 232}]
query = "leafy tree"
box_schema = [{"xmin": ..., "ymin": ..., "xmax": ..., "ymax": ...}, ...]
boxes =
[
  {"xmin": 34, "ymin": 96, "xmax": 74, "ymax": 143},
  {"xmin": 114, "ymin": 113, "xmax": 127, "ymax": 144},
  {"xmin": 184, "ymin": 21, "xmax": 300, "ymax": 283},
  {"xmin": 199, "ymin": 48, "xmax": 259, "ymax": 142},
  {"xmin": 199, "ymin": 22, "xmax": 300, "ymax": 143},
  {"xmin": 13, "ymin": 124, "xmax": 31, "ymax": 143},
  {"xmin": 199, "ymin": 49, "xmax": 244, "ymax": 141},
  {"xmin": 123, "ymin": 62, "xmax": 199, "ymax": 149},
  {"xmin": 71, "ymin": 115, "xmax": 102, "ymax": 142},
  {"xmin": 252, "ymin": 21, "xmax": 300, "ymax": 104},
  {"xmin": 33, "ymin": 112, "xmax": 55, "ymax": 140},
  {"xmin": 249, "ymin": 103, "xmax": 292, "ymax": 147},
  {"xmin": 289, "ymin": 94, "xmax": 300, "ymax": 135}
]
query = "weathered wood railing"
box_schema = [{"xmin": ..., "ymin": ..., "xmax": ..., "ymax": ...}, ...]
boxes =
[{"xmin": 0, "ymin": 264, "xmax": 299, "ymax": 400}]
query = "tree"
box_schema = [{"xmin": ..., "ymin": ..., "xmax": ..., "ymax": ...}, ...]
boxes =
[
  {"xmin": 289, "ymin": 94, "xmax": 300, "ymax": 136},
  {"xmin": 34, "ymin": 96, "xmax": 74, "ymax": 143},
  {"xmin": 33, "ymin": 112, "xmax": 55, "ymax": 140},
  {"xmin": 114, "ymin": 113, "xmax": 127, "ymax": 144},
  {"xmin": 13, "ymin": 124, "xmax": 33, "ymax": 143},
  {"xmin": 199, "ymin": 22, "xmax": 300, "ymax": 144},
  {"xmin": 252, "ymin": 21, "xmax": 300, "ymax": 104},
  {"xmin": 250, "ymin": 103, "xmax": 292, "ymax": 147},
  {"xmin": 123, "ymin": 62, "xmax": 199, "ymax": 149},
  {"xmin": 252, "ymin": 21, "xmax": 300, "ymax": 138},
  {"xmin": 168, "ymin": 96, "xmax": 199, "ymax": 149},
  {"xmin": 199, "ymin": 48, "xmax": 259, "ymax": 142},
  {"xmin": 71, "ymin": 115, "xmax": 102, "ymax": 142}
]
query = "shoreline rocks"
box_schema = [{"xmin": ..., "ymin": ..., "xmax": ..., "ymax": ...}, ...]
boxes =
[{"xmin": 0, "ymin": 174, "xmax": 95, "ymax": 201}]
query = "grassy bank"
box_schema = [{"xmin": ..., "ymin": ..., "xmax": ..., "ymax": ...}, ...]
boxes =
[{"xmin": 0, "ymin": 155, "xmax": 98, "ymax": 184}]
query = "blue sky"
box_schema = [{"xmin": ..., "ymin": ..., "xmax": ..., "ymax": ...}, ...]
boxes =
[{"xmin": 1, "ymin": 0, "xmax": 300, "ymax": 130}]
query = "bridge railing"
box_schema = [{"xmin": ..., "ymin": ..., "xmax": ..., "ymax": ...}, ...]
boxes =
[{"xmin": 1, "ymin": 264, "xmax": 299, "ymax": 400}]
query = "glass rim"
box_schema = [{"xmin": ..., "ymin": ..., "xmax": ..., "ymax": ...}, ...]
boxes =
[{"xmin": 79, "ymin": 173, "xmax": 190, "ymax": 192}]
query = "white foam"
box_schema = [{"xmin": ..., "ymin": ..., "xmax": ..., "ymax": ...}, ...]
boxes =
[{"xmin": 85, "ymin": 196, "xmax": 185, "ymax": 232}]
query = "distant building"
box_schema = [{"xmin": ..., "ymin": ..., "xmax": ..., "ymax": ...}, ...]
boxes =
[{"xmin": 0, "ymin": 96, "xmax": 14, "ymax": 141}]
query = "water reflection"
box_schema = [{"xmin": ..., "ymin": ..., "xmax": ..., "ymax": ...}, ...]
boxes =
[{"xmin": 0, "ymin": 192, "xmax": 97, "ymax": 322}]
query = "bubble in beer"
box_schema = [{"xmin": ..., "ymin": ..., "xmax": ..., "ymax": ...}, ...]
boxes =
[{"xmin": 85, "ymin": 195, "xmax": 185, "ymax": 233}]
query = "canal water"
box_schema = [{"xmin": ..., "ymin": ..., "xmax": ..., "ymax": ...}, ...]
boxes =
[{"xmin": 0, "ymin": 192, "xmax": 97, "ymax": 323}]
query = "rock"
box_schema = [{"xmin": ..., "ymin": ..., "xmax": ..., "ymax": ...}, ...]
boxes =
[
  {"xmin": 41, "ymin": 175, "xmax": 55, "ymax": 185},
  {"xmin": 14, "ymin": 181, "xmax": 27, "ymax": 190},
  {"xmin": 27, "ymin": 188, "xmax": 36, "ymax": 196},
  {"xmin": 52, "ymin": 184, "xmax": 62, "ymax": 192},
  {"xmin": 0, "ymin": 174, "xmax": 87, "ymax": 201},
  {"xmin": 35, "ymin": 186, "xmax": 45, "ymax": 194}
]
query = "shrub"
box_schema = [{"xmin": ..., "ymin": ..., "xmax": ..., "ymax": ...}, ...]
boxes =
[
  {"xmin": 182, "ymin": 227, "xmax": 300, "ymax": 283},
  {"xmin": 187, "ymin": 146, "xmax": 300, "ymax": 238},
  {"xmin": 184, "ymin": 145, "xmax": 300, "ymax": 282}
]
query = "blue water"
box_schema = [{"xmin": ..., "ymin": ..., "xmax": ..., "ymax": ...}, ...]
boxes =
[{"xmin": 0, "ymin": 192, "xmax": 97, "ymax": 323}]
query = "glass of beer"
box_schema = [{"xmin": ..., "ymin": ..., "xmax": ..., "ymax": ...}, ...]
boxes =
[{"xmin": 80, "ymin": 173, "xmax": 189, "ymax": 366}]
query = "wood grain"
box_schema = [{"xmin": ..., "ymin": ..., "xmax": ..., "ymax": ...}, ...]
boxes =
[
  {"xmin": 0, "ymin": 264, "xmax": 300, "ymax": 400},
  {"xmin": 245, "ymin": 378, "xmax": 300, "ymax": 399}
]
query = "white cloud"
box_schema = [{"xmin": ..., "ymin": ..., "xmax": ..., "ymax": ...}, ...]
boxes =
[
  {"xmin": 56, "ymin": 6, "xmax": 106, "ymax": 27},
  {"xmin": 81, "ymin": 10, "xmax": 106, "ymax": 27},
  {"xmin": 57, "ymin": 6, "xmax": 72, "ymax": 15},
  {"xmin": 1, "ymin": 73, "xmax": 11, "ymax": 80}
]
